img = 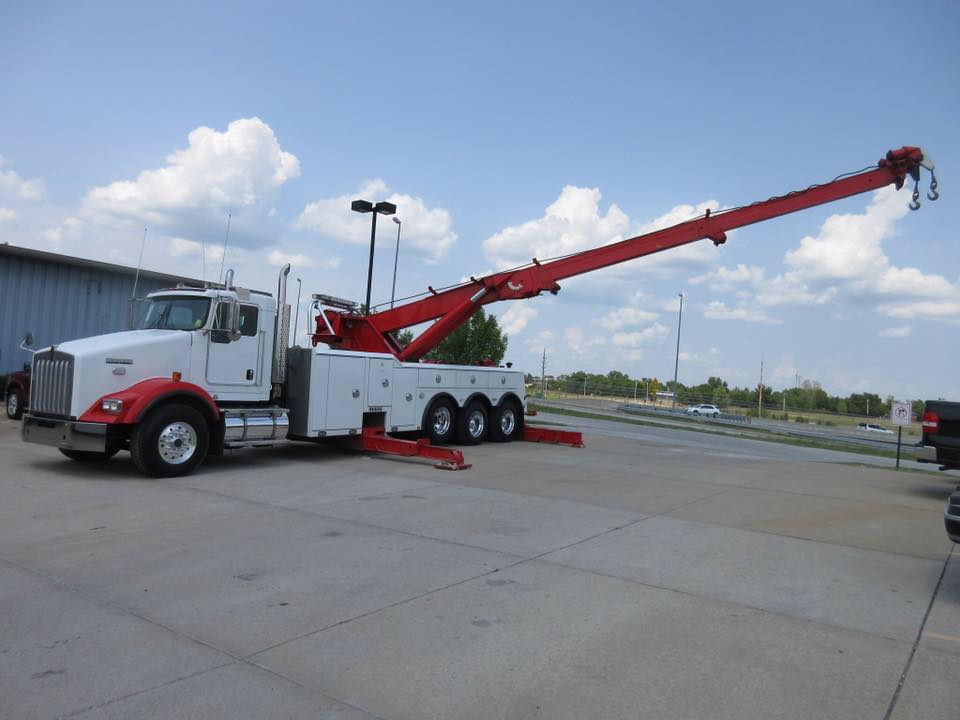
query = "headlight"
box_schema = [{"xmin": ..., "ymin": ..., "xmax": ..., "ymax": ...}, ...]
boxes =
[{"xmin": 101, "ymin": 398, "xmax": 123, "ymax": 414}]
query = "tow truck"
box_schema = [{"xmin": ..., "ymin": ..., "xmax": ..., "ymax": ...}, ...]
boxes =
[{"xmin": 21, "ymin": 146, "xmax": 938, "ymax": 476}]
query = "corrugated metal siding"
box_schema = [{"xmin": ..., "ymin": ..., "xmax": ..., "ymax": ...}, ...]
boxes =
[{"xmin": 0, "ymin": 254, "xmax": 183, "ymax": 373}]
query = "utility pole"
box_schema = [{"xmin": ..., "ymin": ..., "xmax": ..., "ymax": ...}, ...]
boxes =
[
  {"xmin": 583, "ymin": 377, "xmax": 587, "ymax": 397},
  {"xmin": 672, "ymin": 292, "xmax": 683, "ymax": 411},
  {"xmin": 758, "ymin": 358, "xmax": 764, "ymax": 418},
  {"xmin": 634, "ymin": 380, "xmax": 638, "ymax": 402},
  {"xmin": 540, "ymin": 348, "xmax": 547, "ymax": 398}
]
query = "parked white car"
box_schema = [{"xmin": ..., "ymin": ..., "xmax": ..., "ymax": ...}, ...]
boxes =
[
  {"xmin": 857, "ymin": 422, "xmax": 894, "ymax": 434},
  {"xmin": 685, "ymin": 404, "xmax": 721, "ymax": 418}
]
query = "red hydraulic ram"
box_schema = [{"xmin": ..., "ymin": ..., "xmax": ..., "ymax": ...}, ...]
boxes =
[{"xmin": 313, "ymin": 147, "xmax": 936, "ymax": 361}]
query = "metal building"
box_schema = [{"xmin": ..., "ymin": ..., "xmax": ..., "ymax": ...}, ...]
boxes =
[{"xmin": 0, "ymin": 244, "xmax": 201, "ymax": 374}]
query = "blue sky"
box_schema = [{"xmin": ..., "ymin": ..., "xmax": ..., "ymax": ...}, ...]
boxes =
[{"xmin": 1, "ymin": 1, "xmax": 958, "ymax": 400}]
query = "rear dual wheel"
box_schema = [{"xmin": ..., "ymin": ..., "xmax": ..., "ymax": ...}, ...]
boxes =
[{"xmin": 489, "ymin": 401, "xmax": 523, "ymax": 442}]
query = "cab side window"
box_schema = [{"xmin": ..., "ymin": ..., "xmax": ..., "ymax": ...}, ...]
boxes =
[{"xmin": 239, "ymin": 305, "xmax": 258, "ymax": 337}]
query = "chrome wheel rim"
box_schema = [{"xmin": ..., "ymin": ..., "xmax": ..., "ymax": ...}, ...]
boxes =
[
  {"xmin": 432, "ymin": 406, "xmax": 452, "ymax": 436},
  {"xmin": 499, "ymin": 408, "xmax": 516, "ymax": 435},
  {"xmin": 6, "ymin": 393, "xmax": 18, "ymax": 416},
  {"xmin": 467, "ymin": 409, "xmax": 485, "ymax": 438},
  {"xmin": 158, "ymin": 422, "xmax": 197, "ymax": 465}
]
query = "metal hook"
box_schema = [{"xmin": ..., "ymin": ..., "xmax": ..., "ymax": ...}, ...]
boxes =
[
  {"xmin": 927, "ymin": 172, "xmax": 939, "ymax": 201},
  {"xmin": 909, "ymin": 179, "xmax": 921, "ymax": 211}
]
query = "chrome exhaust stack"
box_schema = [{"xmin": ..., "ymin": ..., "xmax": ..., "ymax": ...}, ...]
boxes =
[{"xmin": 272, "ymin": 264, "xmax": 291, "ymax": 387}]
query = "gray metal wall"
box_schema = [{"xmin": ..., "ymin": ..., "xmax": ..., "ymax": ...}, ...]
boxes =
[{"xmin": 0, "ymin": 254, "xmax": 177, "ymax": 373}]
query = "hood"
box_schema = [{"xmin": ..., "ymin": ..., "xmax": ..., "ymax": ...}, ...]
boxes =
[{"xmin": 42, "ymin": 330, "xmax": 194, "ymax": 417}]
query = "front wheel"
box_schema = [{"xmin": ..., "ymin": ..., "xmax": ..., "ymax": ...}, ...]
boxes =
[
  {"xmin": 489, "ymin": 401, "xmax": 523, "ymax": 442},
  {"xmin": 130, "ymin": 404, "xmax": 209, "ymax": 477},
  {"xmin": 6, "ymin": 388, "xmax": 23, "ymax": 420},
  {"xmin": 59, "ymin": 448, "xmax": 119, "ymax": 462}
]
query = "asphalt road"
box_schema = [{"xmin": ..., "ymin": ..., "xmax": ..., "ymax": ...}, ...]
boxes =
[{"xmin": 1, "ymin": 415, "xmax": 958, "ymax": 719}]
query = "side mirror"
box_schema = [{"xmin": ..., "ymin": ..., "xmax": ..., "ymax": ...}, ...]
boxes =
[
  {"xmin": 210, "ymin": 300, "xmax": 242, "ymax": 343},
  {"xmin": 226, "ymin": 300, "xmax": 242, "ymax": 342},
  {"xmin": 19, "ymin": 333, "xmax": 33, "ymax": 350}
]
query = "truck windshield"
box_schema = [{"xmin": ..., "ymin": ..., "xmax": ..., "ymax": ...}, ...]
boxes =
[{"xmin": 135, "ymin": 296, "xmax": 211, "ymax": 331}]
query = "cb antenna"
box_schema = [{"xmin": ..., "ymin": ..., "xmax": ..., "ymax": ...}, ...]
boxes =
[
  {"xmin": 131, "ymin": 227, "xmax": 147, "ymax": 300},
  {"xmin": 218, "ymin": 212, "xmax": 232, "ymax": 284}
]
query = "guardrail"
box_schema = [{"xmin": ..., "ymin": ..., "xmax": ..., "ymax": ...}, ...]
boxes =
[{"xmin": 616, "ymin": 403, "xmax": 752, "ymax": 425}]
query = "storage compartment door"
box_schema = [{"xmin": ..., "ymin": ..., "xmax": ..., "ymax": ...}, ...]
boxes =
[
  {"xmin": 324, "ymin": 356, "xmax": 366, "ymax": 431},
  {"xmin": 389, "ymin": 368, "xmax": 418, "ymax": 429},
  {"xmin": 367, "ymin": 357, "xmax": 394, "ymax": 408}
]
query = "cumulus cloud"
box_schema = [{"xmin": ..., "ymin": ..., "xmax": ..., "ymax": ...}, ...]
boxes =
[
  {"xmin": 482, "ymin": 187, "xmax": 724, "ymax": 310},
  {"xmin": 83, "ymin": 117, "xmax": 299, "ymax": 247},
  {"xmin": 0, "ymin": 165, "xmax": 46, "ymax": 201},
  {"xmin": 500, "ymin": 305, "xmax": 537, "ymax": 336},
  {"xmin": 690, "ymin": 263, "xmax": 765, "ymax": 291},
  {"xmin": 611, "ymin": 322, "xmax": 670, "ymax": 348},
  {"xmin": 599, "ymin": 306, "xmax": 659, "ymax": 330},
  {"xmin": 0, "ymin": 207, "xmax": 17, "ymax": 223},
  {"xmin": 879, "ymin": 325, "xmax": 911, "ymax": 338},
  {"xmin": 756, "ymin": 186, "xmax": 960, "ymax": 319},
  {"xmin": 266, "ymin": 249, "xmax": 340, "ymax": 270},
  {"xmin": 564, "ymin": 326, "xmax": 606, "ymax": 355},
  {"xmin": 703, "ymin": 300, "xmax": 780, "ymax": 324},
  {"xmin": 483, "ymin": 186, "xmax": 629, "ymax": 270},
  {"xmin": 297, "ymin": 179, "xmax": 456, "ymax": 262}
]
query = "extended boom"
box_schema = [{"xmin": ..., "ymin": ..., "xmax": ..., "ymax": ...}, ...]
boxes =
[{"xmin": 312, "ymin": 146, "xmax": 937, "ymax": 361}]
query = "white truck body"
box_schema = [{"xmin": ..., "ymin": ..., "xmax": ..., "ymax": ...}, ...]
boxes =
[{"xmin": 22, "ymin": 273, "xmax": 527, "ymax": 475}]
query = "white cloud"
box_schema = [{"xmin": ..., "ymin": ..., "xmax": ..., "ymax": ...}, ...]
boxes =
[
  {"xmin": 879, "ymin": 325, "xmax": 911, "ymax": 338},
  {"xmin": 500, "ymin": 305, "xmax": 537, "ymax": 336},
  {"xmin": 611, "ymin": 322, "xmax": 670, "ymax": 348},
  {"xmin": 0, "ymin": 167, "xmax": 46, "ymax": 201},
  {"xmin": 0, "ymin": 207, "xmax": 17, "ymax": 223},
  {"xmin": 266, "ymin": 249, "xmax": 340, "ymax": 270},
  {"xmin": 41, "ymin": 217, "xmax": 83, "ymax": 246},
  {"xmin": 755, "ymin": 187, "xmax": 960, "ymax": 319},
  {"xmin": 168, "ymin": 238, "xmax": 204, "ymax": 258},
  {"xmin": 564, "ymin": 326, "xmax": 606, "ymax": 355},
  {"xmin": 690, "ymin": 263, "xmax": 765, "ymax": 291},
  {"xmin": 483, "ymin": 186, "xmax": 629, "ymax": 270},
  {"xmin": 703, "ymin": 300, "xmax": 780, "ymax": 324},
  {"xmin": 297, "ymin": 179, "xmax": 456, "ymax": 262},
  {"xmin": 599, "ymin": 306, "xmax": 659, "ymax": 330},
  {"xmin": 83, "ymin": 117, "xmax": 299, "ymax": 247}
]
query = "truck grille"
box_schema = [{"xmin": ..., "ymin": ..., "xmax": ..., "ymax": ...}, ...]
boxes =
[{"xmin": 32, "ymin": 352, "xmax": 74, "ymax": 417}]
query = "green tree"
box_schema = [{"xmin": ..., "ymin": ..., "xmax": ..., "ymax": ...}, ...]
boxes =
[
  {"xmin": 392, "ymin": 329, "xmax": 414, "ymax": 348},
  {"xmin": 425, "ymin": 309, "xmax": 508, "ymax": 365}
]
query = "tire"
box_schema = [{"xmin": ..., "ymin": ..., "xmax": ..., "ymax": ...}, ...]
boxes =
[
  {"xmin": 130, "ymin": 403, "xmax": 209, "ymax": 477},
  {"xmin": 6, "ymin": 388, "xmax": 23, "ymax": 420},
  {"xmin": 456, "ymin": 400, "xmax": 488, "ymax": 446},
  {"xmin": 424, "ymin": 397, "xmax": 456, "ymax": 445},
  {"xmin": 489, "ymin": 400, "xmax": 523, "ymax": 442},
  {"xmin": 692, "ymin": 410, "xmax": 699, "ymax": 416},
  {"xmin": 59, "ymin": 448, "xmax": 119, "ymax": 461}
]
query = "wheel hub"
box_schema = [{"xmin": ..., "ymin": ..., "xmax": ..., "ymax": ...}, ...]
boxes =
[
  {"xmin": 467, "ymin": 410, "xmax": 485, "ymax": 438},
  {"xmin": 7, "ymin": 394, "xmax": 17, "ymax": 416},
  {"xmin": 158, "ymin": 422, "xmax": 197, "ymax": 464},
  {"xmin": 500, "ymin": 408, "xmax": 515, "ymax": 435},
  {"xmin": 433, "ymin": 406, "xmax": 452, "ymax": 436}
]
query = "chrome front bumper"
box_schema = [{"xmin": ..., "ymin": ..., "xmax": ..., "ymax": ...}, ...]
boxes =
[{"xmin": 22, "ymin": 415, "xmax": 107, "ymax": 453}]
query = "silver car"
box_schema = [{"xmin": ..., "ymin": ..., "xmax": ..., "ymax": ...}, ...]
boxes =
[{"xmin": 685, "ymin": 403, "xmax": 721, "ymax": 418}]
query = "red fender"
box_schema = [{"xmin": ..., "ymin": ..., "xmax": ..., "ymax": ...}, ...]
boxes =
[{"xmin": 78, "ymin": 378, "xmax": 220, "ymax": 424}]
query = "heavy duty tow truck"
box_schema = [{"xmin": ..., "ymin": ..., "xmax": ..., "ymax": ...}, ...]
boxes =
[{"xmin": 21, "ymin": 147, "xmax": 938, "ymax": 477}]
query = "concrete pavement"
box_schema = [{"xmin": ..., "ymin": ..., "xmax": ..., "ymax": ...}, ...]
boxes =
[{"xmin": 0, "ymin": 415, "xmax": 956, "ymax": 719}]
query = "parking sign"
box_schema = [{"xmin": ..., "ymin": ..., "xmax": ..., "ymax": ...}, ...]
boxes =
[{"xmin": 891, "ymin": 402, "xmax": 911, "ymax": 427}]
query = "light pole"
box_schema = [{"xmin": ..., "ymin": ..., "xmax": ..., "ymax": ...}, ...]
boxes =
[
  {"xmin": 390, "ymin": 217, "xmax": 402, "ymax": 308},
  {"xmin": 351, "ymin": 199, "xmax": 397, "ymax": 314},
  {"xmin": 292, "ymin": 278, "xmax": 302, "ymax": 346},
  {"xmin": 672, "ymin": 292, "xmax": 683, "ymax": 411}
]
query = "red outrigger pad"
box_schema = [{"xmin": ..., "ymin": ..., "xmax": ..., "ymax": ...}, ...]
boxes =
[
  {"xmin": 522, "ymin": 425, "xmax": 585, "ymax": 448},
  {"xmin": 356, "ymin": 427, "xmax": 472, "ymax": 470}
]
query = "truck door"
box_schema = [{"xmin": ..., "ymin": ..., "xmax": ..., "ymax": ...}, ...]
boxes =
[{"xmin": 206, "ymin": 302, "xmax": 264, "ymax": 390}]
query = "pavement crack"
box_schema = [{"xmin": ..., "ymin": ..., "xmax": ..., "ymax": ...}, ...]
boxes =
[{"xmin": 882, "ymin": 547, "xmax": 953, "ymax": 720}]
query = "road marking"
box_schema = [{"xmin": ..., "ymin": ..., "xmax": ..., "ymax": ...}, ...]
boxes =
[{"xmin": 922, "ymin": 631, "xmax": 960, "ymax": 644}]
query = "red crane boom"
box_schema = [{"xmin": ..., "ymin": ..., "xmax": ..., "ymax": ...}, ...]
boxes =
[{"xmin": 312, "ymin": 146, "xmax": 937, "ymax": 361}]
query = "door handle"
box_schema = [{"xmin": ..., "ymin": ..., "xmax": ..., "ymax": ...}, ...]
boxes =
[{"xmin": 246, "ymin": 369, "xmax": 254, "ymax": 381}]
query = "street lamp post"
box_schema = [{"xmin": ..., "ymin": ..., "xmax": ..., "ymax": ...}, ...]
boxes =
[
  {"xmin": 390, "ymin": 217, "xmax": 402, "ymax": 308},
  {"xmin": 293, "ymin": 278, "xmax": 302, "ymax": 346},
  {"xmin": 351, "ymin": 199, "xmax": 397, "ymax": 315},
  {"xmin": 672, "ymin": 292, "xmax": 683, "ymax": 411}
]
